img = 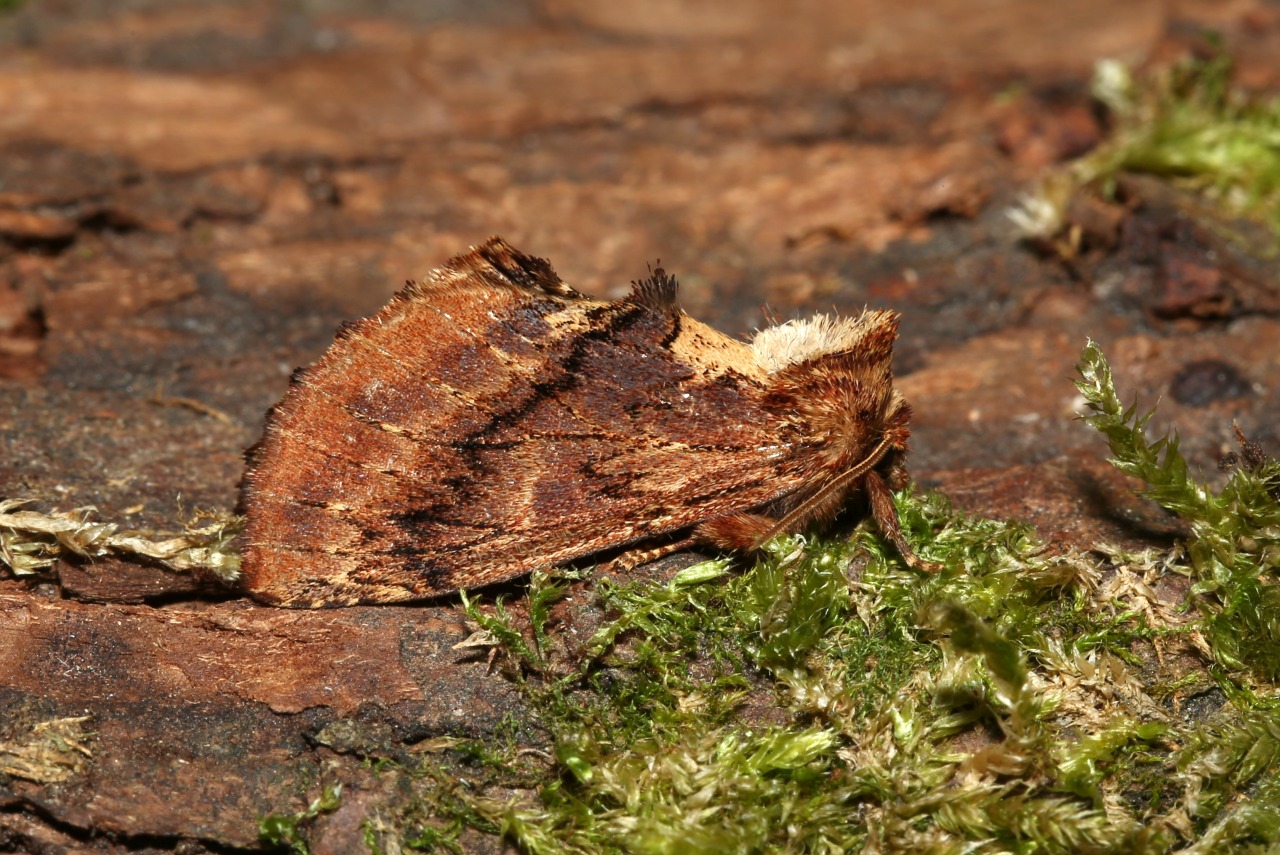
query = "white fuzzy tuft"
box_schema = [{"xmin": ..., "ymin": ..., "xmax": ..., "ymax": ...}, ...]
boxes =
[{"xmin": 750, "ymin": 310, "xmax": 892, "ymax": 373}]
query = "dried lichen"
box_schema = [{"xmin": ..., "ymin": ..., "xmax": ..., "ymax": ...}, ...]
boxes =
[
  {"xmin": 0, "ymin": 499, "xmax": 242, "ymax": 583},
  {"xmin": 0, "ymin": 715, "xmax": 94, "ymax": 784}
]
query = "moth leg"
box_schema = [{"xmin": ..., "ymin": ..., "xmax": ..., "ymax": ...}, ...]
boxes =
[
  {"xmin": 609, "ymin": 513, "xmax": 788, "ymax": 575},
  {"xmin": 603, "ymin": 536, "xmax": 701, "ymax": 573},
  {"xmin": 863, "ymin": 469, "xmax": 938, "ymax": 572},
  {"xmin": 695, "ymin": 513, "xmax": 779, "ymax": 552}
]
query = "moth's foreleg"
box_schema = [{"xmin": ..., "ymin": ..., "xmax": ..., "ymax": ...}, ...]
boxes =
[{"xmin": 863, "ymin": 470, "xmax": 937, "ymax": 572}]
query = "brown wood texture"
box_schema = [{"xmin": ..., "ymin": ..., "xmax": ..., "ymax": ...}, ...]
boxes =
[{"xmin": 3, "ymin": 0, "xmax": 1280, "ymax": 849}]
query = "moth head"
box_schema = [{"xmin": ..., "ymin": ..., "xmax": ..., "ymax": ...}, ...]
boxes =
[{"xmin": 753, "ymin": 309, "xmax": 909, "ymax": 471}]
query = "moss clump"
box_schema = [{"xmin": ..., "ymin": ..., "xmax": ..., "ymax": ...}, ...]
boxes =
[
  {"xmin": 259, "ymin": 782, "xmax": 343, "ymax": 854},
  {"xmin": 1011, "ymin": 44, "xmax": 1280, "ymax": 244},
  {"xmin": 1076, "ymin": 340, "xmax": 1280, "ymax": 682}
]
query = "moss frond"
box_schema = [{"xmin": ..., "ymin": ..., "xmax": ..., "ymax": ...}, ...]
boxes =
[
  {"xmin": 259, "ymin": 782, "xmax": 343, "ymax": 855},
  {"xmin": 1076, "ymin": 340, "xmax": 1280, "ymax": 682}
]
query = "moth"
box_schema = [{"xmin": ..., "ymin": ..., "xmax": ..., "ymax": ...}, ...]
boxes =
[{"xmin": 240, "ymin": 237, "xmax": 922, "ymax": 607}]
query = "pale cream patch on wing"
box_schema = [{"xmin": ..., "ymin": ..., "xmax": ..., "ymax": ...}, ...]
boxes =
[{"xmin": 667, "ymin": 315, "xmax": 767, "ymax": 381}]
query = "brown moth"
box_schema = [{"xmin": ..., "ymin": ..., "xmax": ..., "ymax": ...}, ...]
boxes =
[{"xmin": 240, "ymin": 237, "xmax": 922, "ymax": 607}]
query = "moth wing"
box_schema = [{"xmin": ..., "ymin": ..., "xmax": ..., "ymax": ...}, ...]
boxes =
[{"xmin": 241, "ymin": 238, "xmax": 811, "ymax": 606}]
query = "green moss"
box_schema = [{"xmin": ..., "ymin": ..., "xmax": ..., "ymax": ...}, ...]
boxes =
[
  {"xmin": 371, "ymin": 518, "xmax": 1243, "ymax": 849},
  {"xmin": 1076, "ymin": 340, "xmax": 1280, "ymax": 682},
  {"xmin": 259, "ymin": 782, "xmax": 342, "ymax": 854},
  {"xmin": 1011, "ymin": 43, "xmax": 1280, "ymax": 244}
]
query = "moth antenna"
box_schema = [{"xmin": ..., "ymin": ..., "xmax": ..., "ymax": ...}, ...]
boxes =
[{"xmin": 751, "ymin": 435, "xmax": 894, "ymax": 547}]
